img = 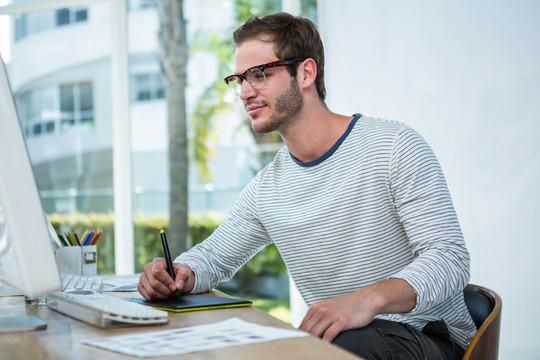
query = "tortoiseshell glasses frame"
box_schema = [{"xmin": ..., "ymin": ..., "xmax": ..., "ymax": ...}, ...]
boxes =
[{"xmin": 224, "ymin": 58, "xmax": 304, "ymax": 96}]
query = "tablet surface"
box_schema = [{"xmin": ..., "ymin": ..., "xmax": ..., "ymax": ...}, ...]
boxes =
[{"xmin": 128, "ymin": 294, "xmax": 252, "ymax": 312}]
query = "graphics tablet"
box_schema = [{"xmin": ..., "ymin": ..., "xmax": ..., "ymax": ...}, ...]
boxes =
[{"xmin": 128, "ymin": 294, "xmax": 252, "ymax": 313}]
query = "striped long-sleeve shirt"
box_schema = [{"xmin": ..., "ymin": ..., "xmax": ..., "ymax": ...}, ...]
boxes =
[{"xmin": 176, "ymin": 113, "xmax": 477, "ymax": 349}]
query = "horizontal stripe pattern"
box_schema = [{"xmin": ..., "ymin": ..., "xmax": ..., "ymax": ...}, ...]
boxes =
[{"xmin": 177, "ymin": 114, "xmax": 476, "ymax": 349}]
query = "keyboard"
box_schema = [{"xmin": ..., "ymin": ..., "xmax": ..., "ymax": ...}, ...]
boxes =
[
  {"xmin": 47, "ymin": 291, "xmax": 168, "ymax": 328},
  {"xmin": 61, "ymin": 273, "xmax": 103, "ymax": 293}
]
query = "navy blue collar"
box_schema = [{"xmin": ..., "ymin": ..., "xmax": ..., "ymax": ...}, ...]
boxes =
[{"xmin": 290, "ymin": 113, "xmax": 362, "ymax": 167}]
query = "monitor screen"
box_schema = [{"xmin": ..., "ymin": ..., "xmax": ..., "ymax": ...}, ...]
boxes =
[{"xmin": 0, "ymin": 52, "xmax": 62, "ymax": 299}]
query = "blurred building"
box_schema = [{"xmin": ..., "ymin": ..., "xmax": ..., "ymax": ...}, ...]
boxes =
[{"xmin": 7, "ymin": 0, "xmax": 259, "ymax": 215}]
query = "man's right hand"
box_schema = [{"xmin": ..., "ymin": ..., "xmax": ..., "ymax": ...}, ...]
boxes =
[{"xmin": 138, "ymin": 258, "xmax": 195, "ymax": 301}]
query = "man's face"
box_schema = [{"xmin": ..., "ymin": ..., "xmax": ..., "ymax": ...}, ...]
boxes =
[{"xmin": 235, "ymin": 39, "xmax": 303, "ymax": 134}]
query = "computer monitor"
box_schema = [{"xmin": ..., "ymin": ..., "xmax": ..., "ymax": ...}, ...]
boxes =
[{"xmin": 0, "ymin": 52, "xmax": 62, "ymax": 329}]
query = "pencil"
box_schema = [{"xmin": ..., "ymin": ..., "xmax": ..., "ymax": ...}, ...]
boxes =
[
  {"xmin": 90, "ymin": 229, "xmax": 102, "ymax": 245},
  {"xmin": 65, "ymin": 232, "xmax": 74, "ymax": 246},
  {"xmin": 57, "ymin": 232, "xmax": 68, "ymax": 247},
  {"xmin": 73, "ymin": 231, "xmax": 81, "ymax": 246}
]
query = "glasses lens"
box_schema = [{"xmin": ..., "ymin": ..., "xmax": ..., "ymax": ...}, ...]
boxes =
[
  {"xmin": 246, "ymin": 68, "xmax": 266, "ymax": 89},
  {"xmin": 226, "ymin": 68, "xmax": 268, "ymax": 96},
  {"xmin": 227, "ymin": 77, "xmax": 242, "ymax": 95}
]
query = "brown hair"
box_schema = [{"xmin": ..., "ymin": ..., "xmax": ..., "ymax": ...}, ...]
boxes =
[{"xmin": 233, "ymin": 12, "xmax": 326, "ymax": 100}]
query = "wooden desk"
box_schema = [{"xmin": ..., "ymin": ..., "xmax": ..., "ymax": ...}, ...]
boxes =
[{"xmin": 0, "ymin": 291, "xmax": 361, "ymax": 359}]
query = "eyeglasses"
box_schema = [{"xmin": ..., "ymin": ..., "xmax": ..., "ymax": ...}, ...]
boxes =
[{"xmin": 224, "ymin": 58, "xmax": 304, "ymax": 96}]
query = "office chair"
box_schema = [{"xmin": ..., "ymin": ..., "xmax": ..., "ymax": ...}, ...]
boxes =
[{"xmin": 462, "ymin": 284, "xmax": 502, "ymax": 360}]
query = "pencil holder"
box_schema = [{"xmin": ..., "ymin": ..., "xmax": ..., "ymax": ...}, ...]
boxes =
[{"xmin": 55, "ymin": 245, "xmax": 97, "ymax": 276}]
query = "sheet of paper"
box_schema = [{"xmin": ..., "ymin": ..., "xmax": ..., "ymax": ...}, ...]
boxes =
[{"xmin": 82, "ymin": 317, "xmax": 309, "ymax": 358}]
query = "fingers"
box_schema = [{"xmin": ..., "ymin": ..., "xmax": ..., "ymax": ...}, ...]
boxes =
[
  {"xmin": 138, "ymin": 259, "xmax": 196, "ymax": 300},
  {"xmin": 173, "ymin": 263, "xmax": 194, "ymax": 293},
  {"xmin": 138, "ymin": 258, "xmax": 177, "ymax": 300},
  {"xmin": 298, "ymin": 301, "xmax": 349, "ymax": 342},
  {"xmin": 321, "ymin": 321, "xmax": 345, "ymax": 342},
  {"xmin": 298, "ymin": 305, "xmax": 315, "ymax": 331},
  {"xmin": 301, "ymin": 316, "xmax": 343, "ymax": 342},
  {"xmin": 299, "ymin": 302, "xmax": 333, "ymax": 339}
]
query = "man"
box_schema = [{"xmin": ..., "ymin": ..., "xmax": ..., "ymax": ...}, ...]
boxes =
[{"xmin": 138, "ymin": 12, "xmax": 476, "ymax": 359}]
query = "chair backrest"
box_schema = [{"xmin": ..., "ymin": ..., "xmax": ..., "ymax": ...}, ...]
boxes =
[{"xmin": 462, "ymin": 284, "xmax": 502, "ymax": 360}]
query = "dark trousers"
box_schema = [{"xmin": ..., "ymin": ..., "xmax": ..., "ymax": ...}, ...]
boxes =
[{"xmin": 332, "ymin": 319, "xmax": 465, "ymax": 360}]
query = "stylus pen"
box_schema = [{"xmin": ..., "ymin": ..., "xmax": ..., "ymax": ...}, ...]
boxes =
[{"xmin": 160, "ymin": 229, "xmax": 180, "ymax": 297}]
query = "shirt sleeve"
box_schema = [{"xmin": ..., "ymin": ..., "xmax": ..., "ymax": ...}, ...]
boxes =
[
  {"xmin": 175, "ymin": 172, "xmax": 272, "ymax": 293},
  {"xmin": 388, "ymin": 126, "xmax": 470, "ymax": 313}
]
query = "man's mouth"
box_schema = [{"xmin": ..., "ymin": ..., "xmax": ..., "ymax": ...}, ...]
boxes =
[{"xmin": 246, "ymin": 103, "xmax": 266, "ymax": 117}]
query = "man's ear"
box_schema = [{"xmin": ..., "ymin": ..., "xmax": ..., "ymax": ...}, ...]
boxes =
[{"xmin": 298, "ymin": 58, "xmax": 317, "ymax": 89}]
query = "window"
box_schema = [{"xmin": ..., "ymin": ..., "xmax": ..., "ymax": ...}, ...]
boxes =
[
  {"xmin": 56, "ymin": 8, "xmax": 70, "ymax": 26},
  {"xmin": 60, "ymin": 84, "xmax": 75, "ymax": 131},
  {"xmin": 14, "ymin": 11, "xmax": 54, "ymax": 40},
  {"xmin": 75, "ymin": 8, "xmax": 88, "ymax": 22},
  {"xmin": 17, "ymin": 81, "xmax": 94, "ymax": 138},
  {"xmin": 79, "ymin": 82, "xmax": 94, "ymax": 126},
  {"xmin": 131, "ymin": 73, "xmax": 165, "ymax": 102},
  {"xmin": 59, "ymin": 81, "xmax": 94, "ymax": 132},
  {"xmin": 14, "ymin": 6, "xmax": 88, "ymax": 40},
  {"xmin": 3, "ymin": 0, "xmax": 126, "ymax": 275},
  {"xmin": 14, "ymin": 14, "xmax": 27, "ymax": 40},
  {"xmin": 56, "ymin": 7, "xmax": 88, "ymax": 27}
]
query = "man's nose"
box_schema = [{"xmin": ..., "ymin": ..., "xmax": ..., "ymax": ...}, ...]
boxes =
[{"xmin": 239, "ymin": 80, "xmax": 256, "ymax": 100}]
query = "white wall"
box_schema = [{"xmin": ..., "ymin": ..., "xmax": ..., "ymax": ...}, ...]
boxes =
[{"xmin": 319, "ymin": 1, "xmax": 540, "ymax": 359}]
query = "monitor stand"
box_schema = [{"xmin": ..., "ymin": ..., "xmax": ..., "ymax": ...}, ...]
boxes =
[
  {"xmin": 0, "ymin": 315, "xmax": 47, "ymax": 332},
  {"xmin": 0, "ymin": 283, "xmax": 47, "ymax": 332}
]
